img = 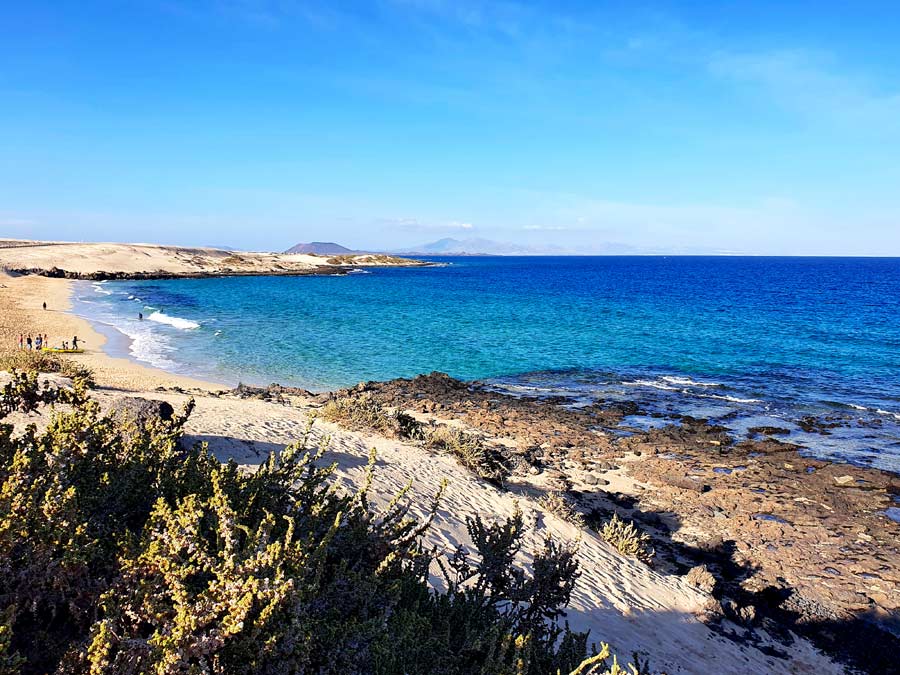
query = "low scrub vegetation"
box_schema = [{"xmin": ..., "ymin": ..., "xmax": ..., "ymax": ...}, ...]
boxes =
[
  {"xmin": 539, "ymin": 491, "xmax": 586, "ymax": 528},
  {"xmin": 598, "ymin": 514, "xmax": 655, "ymax": 566},
  {"xmin": 320, "ymin": 391, "xmax": 423, "ymax": 440},
  {"xmin": 0, "ymin": 349, "xmax": 94, "ymax": 388},
  {"xmin": 425, "ymin": 424, "xmax": 511, "ymax": 486},
  {"xmin": 0, "ymin": 371, "xmax": 651, "ymax": 674},
  {"xmin": 319, "ymin": 394, "xmax": 511, "ymax": 486}
]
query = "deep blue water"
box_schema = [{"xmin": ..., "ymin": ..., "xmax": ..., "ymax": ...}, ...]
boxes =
[{"xmin": 73, "ymin": 256, "xmax": 900, "ymax": 471}]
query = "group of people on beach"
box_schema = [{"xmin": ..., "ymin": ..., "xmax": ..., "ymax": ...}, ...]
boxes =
[
  {"xmin": 17, "ymin": 333, "xmax": 79, "ymax": 351},
  {"xmin": 13, "ymin": 300, "xmax": 82, "ymax": 351}
]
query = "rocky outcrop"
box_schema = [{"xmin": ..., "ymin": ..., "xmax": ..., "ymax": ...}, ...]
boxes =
[
  {"xmin": 109, "ymin": 397, "xmax": 175, "ymax": 425},
  {"xmin": 5, "ymin": 265, "xmax": 355, "ymax": 281},
  {"xmin": 348, "ymin": 372, "xmax": 900, "ymax": 674}
]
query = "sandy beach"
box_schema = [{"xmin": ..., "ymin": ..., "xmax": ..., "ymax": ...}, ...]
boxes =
[
  {"xmin": 0, "ymin": 271, "xmax": 222, "ymax": 391},
  {"xmin": 0, "ymin": 265, "xmax": 857, "ymax": 673}
]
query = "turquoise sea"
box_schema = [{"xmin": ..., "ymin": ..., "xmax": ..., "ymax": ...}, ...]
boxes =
[{"xmin": 73, "ymin": 256, "xmax": 900, "ymax": 471}]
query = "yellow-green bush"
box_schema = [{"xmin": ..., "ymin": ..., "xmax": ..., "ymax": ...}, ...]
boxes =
[
  {"xmin": 0, "ymin": 372, "xmax": 649, "ymax": 674},
  {"xmin": 598, "ymin": 514, "xmax": 655, "ymax": 566}
]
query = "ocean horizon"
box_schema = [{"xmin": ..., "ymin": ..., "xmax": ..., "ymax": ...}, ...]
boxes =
[{"xmin": 73, "ymin": 255, "xmax": 900, "ymax": 472}]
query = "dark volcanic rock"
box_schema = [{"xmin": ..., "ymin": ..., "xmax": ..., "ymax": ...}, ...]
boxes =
[
  {"xmin": 229, "ymin": 383, "xmax": 313, "ymax": 404},
  {"xmin": 330, "ymin": 372, "xmax": 628, "ymax": 454},
  {"xmin": 110, "ymin": 397, "xmax": 174, "ymax": 425},
  {"xmin": 748, "ymin": 425, "xmax": 792, "ymax": 436}
]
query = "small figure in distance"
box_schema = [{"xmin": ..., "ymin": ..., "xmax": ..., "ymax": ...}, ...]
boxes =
[
  {"xmin": 63, "ymin": 341, "xmax": 69, "ymax": 350},
  {"xmin": 17, "ymin": 334, "xmax": 23, "ymax": 350},
  {"xmin": 35, "ymin": 334, "xmax": 43, "ymax": 350},
  {"xmin": 26, "ymin": 335, "xmax": 32, "ymax": 351},
  {"xmin": 42, "ymin": 301, "xmax": 46, "ymax": 310},
  {"xmin": 139, "ymin": 312, "xmax": 143, "ymax": 320},
  {"xmin": 72, "ymin": 336, "xmax": 79, "ymax": 350}
]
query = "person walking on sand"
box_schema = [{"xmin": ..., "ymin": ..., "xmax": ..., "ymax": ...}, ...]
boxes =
[
  {"xmin": 72, "ymin": 336, "xmax": 79, "ymax": 350},
  {"xmin": 17, "ymin": 334, "xmax": 23, "ymax": 350},
  {"xmin": 42, "ymin": 301, "xmax": 46, "ymax": 310},
  {"xmin": 35, "ymin": 335, "xmax": 43, "ymax": 350},
  {"xmin": 26, "ymin": 336, "xmax": 32, "ymax": 351}
]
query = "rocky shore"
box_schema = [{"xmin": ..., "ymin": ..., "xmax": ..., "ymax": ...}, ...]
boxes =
[
  {"xmin": 318, "ymin": 372, "xmax": 900, "ymax": 674},
  {"xmin": 6, "ymin": 263, "xmax": 383, "ymax": 281}
]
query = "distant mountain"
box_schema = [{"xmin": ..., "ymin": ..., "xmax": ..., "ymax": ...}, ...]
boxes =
[
  {"xmin": 395, "ymin": 237, "xmax": 568, "ymax": 256},
  {"xmin": 393, "ymin": 238, "xmax": 736, "ymax": 256},
  {"xmin": 285, "ymin": 242, "xmax": 356, "ymax": 255}
]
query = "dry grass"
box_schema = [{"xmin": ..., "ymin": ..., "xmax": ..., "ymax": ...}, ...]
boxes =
[
  {"xmin": 425, "ymin": 425, "xmax": 510, "ymax": 486},
  {"xmin": 538, "ymin": 491, "xmax": 585, "ymax": 527},
  {"xmin": 319, "ymin": 392, "xmax": 423, "ymax": 440}
]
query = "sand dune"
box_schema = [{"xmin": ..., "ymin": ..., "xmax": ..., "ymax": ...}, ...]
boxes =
[{"xmin": 0, "ymin": 239, "xmax": 421, "ymax": 278}]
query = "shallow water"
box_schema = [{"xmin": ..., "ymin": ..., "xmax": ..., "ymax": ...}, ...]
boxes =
[{"xmin": 71, "ymin": 256, "xmax": 900, "ymax": 471}]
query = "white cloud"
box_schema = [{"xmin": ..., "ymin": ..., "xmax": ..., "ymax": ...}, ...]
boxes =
[
  {"xmin": 708, "ymin": 48, "xmax": 900, "ymax": 132},
  {"xmin": 381, "ymin": 217, "xmax": 474, "ymax": 232},
  {"xmin": 523, "ymin": 224, "xmax": 569, "ymax": 231}
]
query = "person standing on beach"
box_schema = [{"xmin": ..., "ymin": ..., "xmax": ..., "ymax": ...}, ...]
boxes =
[
  {"xmin": 35, "ymin": 335, "xmax": 43, "ymax": 350},
  {"xmin": 42, "ymin": 301, "xmax": 46, "ymax": 310},
  {"xmin": 17, "ymin": 334, "xmax": 23, "ymax": 350},
  {"xmin": 72, "ymin": 336, "xmax": 79, "ymax": 350},
  {"xmin": 26, "ymin": 336, "xmax": 32, "ymax": 351}
]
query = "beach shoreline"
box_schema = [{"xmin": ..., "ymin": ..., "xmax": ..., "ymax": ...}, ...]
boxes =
[{"xmin": 0, "ymin": 271, "xmax": 224, "ymax": 392}]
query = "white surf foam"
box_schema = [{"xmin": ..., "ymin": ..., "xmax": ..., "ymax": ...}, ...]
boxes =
[
  {"xmin": 147, "ymin": 311, "xmax": 200, "ymax": 330},
  {"xmin": 622, "ymin": 379, "xmax": 679, "ymax": 391},
  {"xmin": 704, "ymin": 394, "xmax": 763, "ymax": 404},
  {"xmin": 661, "ymin": 376, "xmax": 720, "ymax": 387}
]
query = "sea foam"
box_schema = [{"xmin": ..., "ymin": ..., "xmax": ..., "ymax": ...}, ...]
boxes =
[
  {"xmin": 147, "ymin": 311, "xmax": 200, "ymax": 330},
  {"xmin": 661, "ymin": 376, "xmax": 721, "ymax": 387}
]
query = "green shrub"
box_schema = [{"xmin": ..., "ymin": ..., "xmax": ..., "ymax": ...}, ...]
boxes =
[
  {"xmin": 0, "ymin": 349, "xmax": 94, "ymax": 388},
  {"xmin": 320, "ymin": 391, "xmax": 423, "ymax": 439},
  {"xmin": 0, "ymin": 377, "xmax": 649, "ymax": 674},
  {"xmin": 426, "ymin": 425, "xmax": 511, "ymax": 486},
  {"xmin": 598, "ymin": 514, "xmax": 655, "ymax": 566}
]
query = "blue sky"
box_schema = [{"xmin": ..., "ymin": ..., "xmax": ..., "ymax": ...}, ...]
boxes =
[{"xmin": 1, "ymin": 1, "xmax": 899, "ymax": 254}]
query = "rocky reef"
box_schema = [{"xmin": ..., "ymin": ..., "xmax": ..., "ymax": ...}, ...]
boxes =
[{"xmin": 330, "ymin": 372, "xmax": 900, "ymax": 674}]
